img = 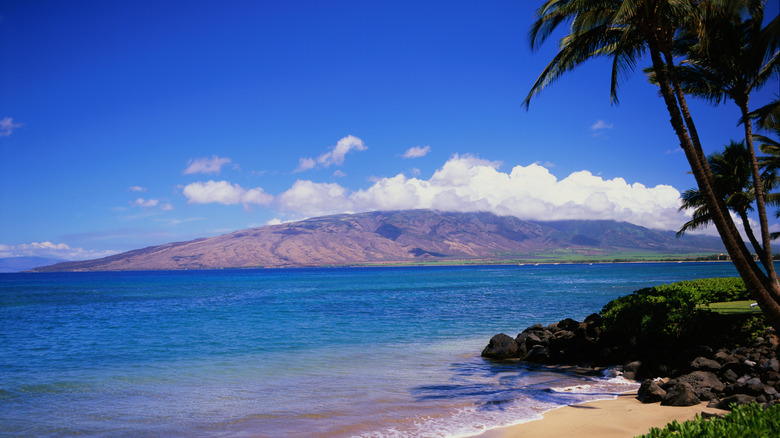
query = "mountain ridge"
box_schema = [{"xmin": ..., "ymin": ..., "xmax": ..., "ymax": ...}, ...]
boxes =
[{"xmin": 31, "ymin": 210, "xmax": 725, "ymax": 272}]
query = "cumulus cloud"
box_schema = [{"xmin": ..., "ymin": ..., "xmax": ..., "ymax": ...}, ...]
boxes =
[
  {"xmin": 184, "ymin": 155, "xmax": 232, "ymax": 175},
  {"xmin": 403, "ymin": 145, "xmax": 431, "ymax": 159},
  {"xmin": 0, "ymin": 242, "xmax": 117, "ymax": 261},
  {"xmin": 0, "ymin": 117, "xmax": 23, "ymax": 137},
  {"xmin": 276, "ymin": 180, "xmax": 349, "ymax": 217},
  {"xmin": 295, "ymin": 135, "xmax": 367, "ymax": 172},
  {"xmin": 276, "ymin": 154, "xmax": 686, "ymax": 230},
  {"xmin": 591, "ymin": 120, "xmax": 614, "ymax": 131},
  {"xmin": 128, "ymin": 186, "xmax": 147, "ymax": 192},
  {"xmin": 182, "ymin": 180, "xmax": 273, "ymax": 207}
]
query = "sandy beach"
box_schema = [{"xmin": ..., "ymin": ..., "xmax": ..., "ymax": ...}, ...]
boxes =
[{"xmin": 473, "ymin": 392, "xmax": 729, "ymax": 438}]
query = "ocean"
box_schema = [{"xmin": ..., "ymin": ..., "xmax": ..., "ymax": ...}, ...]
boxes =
[{"xmin": 0, "ymin": 262, "xmax": 739, "ymax": 437}]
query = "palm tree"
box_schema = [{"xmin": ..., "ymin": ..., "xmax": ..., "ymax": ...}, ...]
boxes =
[
  {"xmin": 523, "ymin": 0, "xmax": 780, "ymax": 329},
  {"xmin": 677, "ymin": 141, "xmax": 777, "ymax": 272},
  {"xmin": 666, "ymin": 1, "xmax": 779, "ymax": 278},
  {"xmin": 752, "ymin": 97, "xmax": 780, "ymax": 238}
]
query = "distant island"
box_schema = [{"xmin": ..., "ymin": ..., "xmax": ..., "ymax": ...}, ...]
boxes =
[{"xmin": 31, "ymin": 210, "xmax": 726, "ymax": 272}]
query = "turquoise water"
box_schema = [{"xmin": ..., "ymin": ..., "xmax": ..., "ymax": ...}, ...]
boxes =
[{"xmin": 0, "ymin": 263, "xmax": 739, "ymax": 437}]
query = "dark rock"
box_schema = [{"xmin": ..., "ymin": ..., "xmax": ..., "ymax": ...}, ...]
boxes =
[
  {"xmin": 624, "ymin": 360, "xmax": 642, "ymax": 373},
  {"xmin": 714, "ymin": 350, "xmax": 740, "ymax": 366},
  {"xmin": 523, "ymin": 332, "xmax": 543, "ymax": 348},
  {"xmin": 513, "ymin": 333, "xmax": 531, "ymax": 357},
  {"xmin": 525, "ymin": 345, "xmax": 550, "ymax": 363},
  {"xmin": 698, "ymin": 389, "xmax": 717, "ymax": 401},
  {"xmin": 583, "ymin": 313, "xmax": 602, "ymax": 325},
  {"xmin": 675, "ymin": 371, "xmax": 725, "ymax": 395},
  {"xmin": 725, "ymin": 376, "xmax": 765, "ymax": 396},
  {"xmin": 662, "ymin": 382, "xmax": 701, "ymax": 406},
  {"xmin": 481, "ymin": 333, "xmax": 519, "ymax": 359},
  {"xmin": 761, "ymin": 357, "xmax": 780, "ymax": 373},
  {"xmin": 638, "ymin": 379, "xmax": 667, "ymax": 403},
  {"xmin": 746, "ymin": 377, "xmax": 765, "ymax": 395},
  {"xmin": 700, "ymin": 411, "xmax": 724, "ymax": 420},
  {"xmin": 623, "ymin": 361, "xmax": 642, "ymax": 381},
  {"xmin": 523, "ymin": 323, "xmax": 544, "ymax": 333},
  {"xmin": 767, "ymin": 334, "xmax": 779, "ymax": 349},
  {"xmin": 557, "ymin": 318, "xmax": 580, "ymax": 332},
  {"xmin": 691, "ymin": 356, "xmax": 722, "ymax": 372},
  {"xmin": 722, "ymin": 369, "xmax": 738, "ymax": 382}
]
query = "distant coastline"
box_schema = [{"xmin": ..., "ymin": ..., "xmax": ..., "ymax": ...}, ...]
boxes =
[
  {"xmin": 27, "ymin": 211, "xmax": 728, "ymax": 272},
  {"xmin": 16, "ymin": 257, "xmax": 736, "ymax": 274}
]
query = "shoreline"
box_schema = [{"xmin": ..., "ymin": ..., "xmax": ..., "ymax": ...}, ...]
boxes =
[{"xmin": 468, "ymin": 391, "xmax": 728, "ymax": 438}]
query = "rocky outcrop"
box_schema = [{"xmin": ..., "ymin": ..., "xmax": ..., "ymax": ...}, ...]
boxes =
[
  {"xmin": 482, "ymin": 318, "xmax": 779, "ymax": 410},
  {"xmin": 481, "ymin": 333, "xmax": 520, "ymax": 359},
  {"xmin": 482, "ymin": 314, "xmax": 605, "ymax": 366}
]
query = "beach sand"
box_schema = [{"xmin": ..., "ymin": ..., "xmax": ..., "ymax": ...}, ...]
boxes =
[{"xmin": 473, "ymin": 392, "xmax": 729, "ymax": 438}]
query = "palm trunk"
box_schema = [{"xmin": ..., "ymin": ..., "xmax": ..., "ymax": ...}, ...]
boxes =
[
  {"xmin": 646, "ymin": 34, "xmax": 780, "ymax": 331},
  {"xmin": 660, "ymin": 51, "xmax": 717, "ymax": 197},
  {"xmin": 739, "ymin": 210, "xmax": 772, "ymax": 272},
  {"xmin": 739, "ymin": 100, "xmax": 778, "ymax": 283},
  {"xmin": 661, "ymin": 42, "xmax": 780, "ymax": 301}
]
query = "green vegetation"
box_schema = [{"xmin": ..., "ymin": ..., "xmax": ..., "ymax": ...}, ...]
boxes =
[
  {"xmin": 600, "ymin": 278, "xmax": 765, "ymax": 342},
  {"xmin": 638, "ymin": 403, "xmax": 780, "ymax": 438}
]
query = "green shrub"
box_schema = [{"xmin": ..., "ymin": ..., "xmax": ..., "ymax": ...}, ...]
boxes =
[
  {"xmin": 600, "ymin": 277, "xmax": 750, "ymax": 341},
  {"xmin": 638, "ymin": 403, "xmax": 780, "ymax": 437}
]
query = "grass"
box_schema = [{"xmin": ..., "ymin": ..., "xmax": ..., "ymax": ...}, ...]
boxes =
[{"xmin": 698, "ymin": 300, "xmax": 762, "ymax": 315}]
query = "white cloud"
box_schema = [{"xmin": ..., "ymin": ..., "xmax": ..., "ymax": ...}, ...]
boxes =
[
  {"xmin": 160, "ymin": 203, "xmax": 174, "ymax": 211},
  {"xmin": 296, "ymin": 135, "xmax": 367, "ymax": 171},
  {"xmin": 295, "ymin": 157, "xmax": 317, "ymax": 173},
  {"xmin": 276, "ymin": 180, "xmax": 350, "ymax": 217},
  {"xmin": 403, "ymin": 145, "xmax": 431, "ymax": 159},
  {"xmin": 184, "ymin": 155, "xmax": 232, "ymax": 175},
  {"xmin": 128, "ymin": 186, "xmax": 147, "ymax": 192},
  {"xmin": 276, "ymin": 154, "xmax": 687, "ymax": 231},
  {"xmin": 0, "ymin": 117, "xmax": 23, "ymax": 137},
  {"xmin": 0, "ymin": 242, "xmax": 117, "ymax": 261},
  {"xmin": 591, "ymin": 120, "xmax": 614, "ymax": 131},
  {"xmin": 131, "ymin": 198, "xmax": 159, "ymax": 208},
  {"xmin": 182, "ymin": 180, "xmax": 273, "ymax": 206},
  {"xmin": 332, "ymin": 170, "xmax": 346, "ymax": 178}
]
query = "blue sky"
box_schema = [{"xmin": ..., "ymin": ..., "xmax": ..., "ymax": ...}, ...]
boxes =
[{"xmin": 1, "ymin": 0, "xmax": 778, "ymax": 260}]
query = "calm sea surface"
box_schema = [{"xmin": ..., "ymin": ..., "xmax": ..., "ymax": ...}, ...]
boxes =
[{"xmin": 0, "ymin": 262, "xmax": 739, "ymax": 437}]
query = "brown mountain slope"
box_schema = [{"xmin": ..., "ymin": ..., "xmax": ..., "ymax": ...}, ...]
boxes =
[{"xmin": 33, "ymin": 210, "xmax": 725, "ymax": 271}]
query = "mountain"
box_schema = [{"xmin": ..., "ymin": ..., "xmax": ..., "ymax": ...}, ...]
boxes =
[
  {"xmin": 0, "ymin": 257, "xmax": 68, "ymax": 273},
  {"xmin": 31, "ymin": 210, "xmax": 725, "ymax": 272}
]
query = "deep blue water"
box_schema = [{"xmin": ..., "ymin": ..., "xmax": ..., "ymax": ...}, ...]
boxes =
[{"xmin": 0, "ymin": 263, "xmax": 739, "ymax": 437}]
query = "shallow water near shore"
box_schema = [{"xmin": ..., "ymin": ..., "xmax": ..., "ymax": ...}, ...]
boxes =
[{"xmin": 1, "ymin": 262, "xmax": 738, "ymax": 437}]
